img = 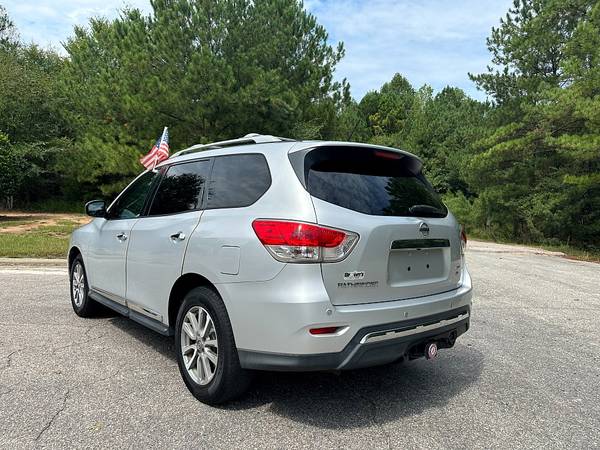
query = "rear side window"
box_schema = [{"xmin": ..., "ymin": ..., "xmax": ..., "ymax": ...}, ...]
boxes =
[
  {"xmin": 206, "ymin": 154, "xmax": 271, "ymax": 209},
  {"xmin": 302, "ymin": 147, "xmax": 447, "ymax": 218},
  {"xmin": 149, "ymin": 160, "xmax": 211, "ymax": 216}
]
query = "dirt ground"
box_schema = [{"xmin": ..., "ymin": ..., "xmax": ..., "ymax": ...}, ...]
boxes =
[{"xmin": 0, "ymin": 211, "xmax": 90, "ymax": 234}]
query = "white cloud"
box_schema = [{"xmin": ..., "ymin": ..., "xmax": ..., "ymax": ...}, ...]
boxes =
[
  {"xmin": 308, "ymin": 0, "xmax": 512, "ymax": 99},
  {"xmin": 3, "ymin": 0, "xmax": 511, "ymax": 99},
  {"xmin": 3, "ymin": 0, "xmax": 151, "ymax": 51}
]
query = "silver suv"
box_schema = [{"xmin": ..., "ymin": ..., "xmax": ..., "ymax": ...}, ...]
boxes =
[{"xmin": 69, "ymin": 134, "xmax": 472, "ymax": 404}]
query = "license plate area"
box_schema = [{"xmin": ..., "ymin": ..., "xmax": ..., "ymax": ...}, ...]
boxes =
[{"xmin": 388, "ymin": 239, "xmax": 450, "ymax": 287}]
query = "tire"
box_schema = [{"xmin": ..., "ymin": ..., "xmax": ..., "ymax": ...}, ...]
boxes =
[
  {"xmin": 175, "ymin": 286, "xmax": 252, "ymax": 404},
  {"xmin": 69, "ymin": 255, "xmax": 100, "ymax": 317}
]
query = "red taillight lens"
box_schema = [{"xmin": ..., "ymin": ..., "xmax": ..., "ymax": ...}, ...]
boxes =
[
  {"xmin": 252, "ymin": 220, "xmax": 359, "ymax": 263},
  {"xmin": 252, "ymin": 220, "xmax": 345, "ymax": 247},
  {"xmin": 309, "ymin": 326, "xmax": 340, "ymax": 335}
]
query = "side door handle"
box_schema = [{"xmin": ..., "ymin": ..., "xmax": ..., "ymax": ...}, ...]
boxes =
[
  {"xmin": 116, "ymin": 232, "xmax": 128, "ymax": 241},
  {"xmin": 170, "ymin": 231, "xmax": 186, "ymax": 242}
]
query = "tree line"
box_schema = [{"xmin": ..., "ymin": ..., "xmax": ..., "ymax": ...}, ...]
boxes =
[{"xmin": 0, "ymin": 0, "xmax": 598, "ymax": 250}]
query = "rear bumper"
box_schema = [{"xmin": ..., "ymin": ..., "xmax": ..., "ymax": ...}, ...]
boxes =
[
  {"xmin": 238, "ymin": 306, "xmax": 470, "ymax": 371},
  {"xmin": 217, "ymin": 263, "xmax": 473, "ymax": 367}
]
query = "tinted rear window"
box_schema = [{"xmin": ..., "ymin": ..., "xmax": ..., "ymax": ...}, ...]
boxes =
[
  {"xmin": 206, "ymin": 154, "xmax": 271, "ymax": 209},
  {"xmin": 304, "ymin": 147, "xmax": 447, "ymax": 218}
]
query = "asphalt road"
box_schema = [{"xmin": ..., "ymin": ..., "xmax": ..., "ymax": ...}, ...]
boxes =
[{"xmin": 1, "ymin": 242, "xmax": 599, "ymax": 449}]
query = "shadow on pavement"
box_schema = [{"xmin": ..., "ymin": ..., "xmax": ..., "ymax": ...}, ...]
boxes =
[
  {"xmin": 109, "ymin": 315, "xmax": 483, "ymax": 428},
  {"xmin": 226, "ymin": 345, "xmax": 483, "ymax": 428},
  {"xmin": 109, "ymin": 315, "xmax": 176, "ymax": 360}
]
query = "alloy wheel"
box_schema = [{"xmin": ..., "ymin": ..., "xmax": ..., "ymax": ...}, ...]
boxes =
[
  {"xmin": 181, "ymin": 306, "xmax": 219, "ymax": 385},
  {"xmin": 72, "ymin": 263, "xmax": 86, "ymax": 307}
]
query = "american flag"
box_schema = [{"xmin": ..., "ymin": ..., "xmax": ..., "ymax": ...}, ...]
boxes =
[{"xmin": 140, "ymin": 127, "xmax": 170, "ymax": 169}]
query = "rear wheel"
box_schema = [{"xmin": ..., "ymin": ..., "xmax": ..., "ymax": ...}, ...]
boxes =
[
  {"xmin": 175, "ymin": 286, "xmax": 252, "ymax": 404},
  {"xmin": 69, "ymin": 256, "xmax": 101, "ymax": 317}
]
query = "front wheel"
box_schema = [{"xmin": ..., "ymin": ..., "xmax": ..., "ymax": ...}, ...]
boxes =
[
  {"xmin": 175, "ymin": 286, "xmax": 252, "ymax": 404},
  {"xmin": 69, "ymin": 256, "xmax": 101, "ymax": 317}
]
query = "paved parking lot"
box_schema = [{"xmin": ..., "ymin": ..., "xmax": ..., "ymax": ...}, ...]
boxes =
[{"xmin": 1, "ymin": 242, "xmax": 599, "ymax": 449}]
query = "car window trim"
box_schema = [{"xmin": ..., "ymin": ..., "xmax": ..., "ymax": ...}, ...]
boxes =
[
  {"xmin": 140, "ymin": 166, "xmax": 167, "ymax": 217},
  {"xmin": 105, "ymin": 169, "xmax": 160, "ymax": 221}
]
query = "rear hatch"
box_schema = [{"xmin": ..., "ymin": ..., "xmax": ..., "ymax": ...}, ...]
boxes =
[{"xmin": 289, "ymin": 144, "xmax": 463, "ymax": 306}]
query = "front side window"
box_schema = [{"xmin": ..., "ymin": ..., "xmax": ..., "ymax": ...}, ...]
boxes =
[
  {"xmin": 149, "ymin": 160, "xmax": 211, "ymax": 216},
  {"xmin": 107, "ymin": 171, "xmax": 158, "ymax": 220},
  {"xmin": 206, "ymin": 154, "xmax": 271, "ymax": 209}
]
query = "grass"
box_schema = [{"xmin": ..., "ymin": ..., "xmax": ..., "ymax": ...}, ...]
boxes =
[
  {"xmin": 0, "ymin": 219, "xmax": 37, "ymax": 228},
  {"xmin": 0, "ymin": 233, "xmax": 71, "ymax": 258},
  {"xmin": 525, "ymin": 242, "xmax": 600, "ymax": 263},
  {"xmin": 0, "ymin": 217, "xmax": 84, "ymax": 258}
]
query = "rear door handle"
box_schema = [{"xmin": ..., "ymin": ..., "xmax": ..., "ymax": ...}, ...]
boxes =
[
  {"xmin": 116, "ymin": 232, "xmax": 128, "ymax": 241},
  {"xmin": 170, "ymin": 231, "xmax": 186, "ymax": 241}
]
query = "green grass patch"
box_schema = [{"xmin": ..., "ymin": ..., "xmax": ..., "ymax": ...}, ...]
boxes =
[
  {"xmin": 0, "ymin": 217, "xmax": 83, "ymax": 258},
  {"xmin": 0, "ymin": 219, "xmax": 37, "ymax": 228},
  {"xmin": 36, "ymin": 222, "xmax": 81, "ymax": 235},
  {"xmin": 527, "ymin": 242, "xmax": 600, "ymax": 263},
  {"xmin": 0, "ymin": 233, "xmax": 70, "ymax": 258}
]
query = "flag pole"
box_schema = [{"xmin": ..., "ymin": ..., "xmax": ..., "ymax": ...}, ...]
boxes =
[
  {"xmin": 151, "ymin": 126, "xmax": 169, "ymax": 171},
  {"xmin": 141, "ymin": 126, "xmax": 170, "ymax": 170}
]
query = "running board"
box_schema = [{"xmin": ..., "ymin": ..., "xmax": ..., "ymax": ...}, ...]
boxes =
[{"xmin": 88, "ymin": 289, "xmax": 173, "ymax": 336}]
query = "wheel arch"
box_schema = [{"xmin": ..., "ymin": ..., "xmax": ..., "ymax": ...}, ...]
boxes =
[
  {"xmin": 168, "ymin": 273, "xmax": 221, "ymax": 327},
  {"xmin": 68, "ymin": 246, "xmax": 82, "ymax": 269}
]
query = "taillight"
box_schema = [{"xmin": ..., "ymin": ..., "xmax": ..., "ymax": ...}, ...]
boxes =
[
  {"xmin": 460, "ymin": 226, "xmax": 467, "ymax": 255},
  {"xmin": 252, "ymin": 220, "xmax": 359, "ymax": 263}
]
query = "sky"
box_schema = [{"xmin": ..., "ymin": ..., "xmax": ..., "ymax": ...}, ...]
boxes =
[{"xmin": 2, "ymin": 0, "xmax": 512, "ymax": 100}]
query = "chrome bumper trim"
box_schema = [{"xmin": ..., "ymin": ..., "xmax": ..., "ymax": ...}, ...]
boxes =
[{"xmin": 360, "ymin": 312, "xmax": 470, "ymax": 344}]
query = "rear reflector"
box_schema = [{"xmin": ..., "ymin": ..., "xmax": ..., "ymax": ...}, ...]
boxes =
[
  {"xmin": 252, "ymin": 220, "xmax": 359, "ymax": 263},
  {"xmin": 309, "ymin": 327, "xmax": 340, "ymax": 335}
]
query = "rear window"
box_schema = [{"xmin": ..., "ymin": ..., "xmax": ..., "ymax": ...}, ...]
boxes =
[
  {"xmin": 206, "ymin": 154, "xmax": 271, "ymax": 209},
  {"xmin": 301, "ymin": 147, "xmax": 447, "ymax": 218}
]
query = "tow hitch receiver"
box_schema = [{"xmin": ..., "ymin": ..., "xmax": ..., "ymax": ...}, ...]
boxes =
[{"xmin": 425, "ymin": 342, "xmax": 438, "ymax": 360}]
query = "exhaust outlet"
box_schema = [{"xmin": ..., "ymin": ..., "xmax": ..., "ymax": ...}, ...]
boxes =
[{"xmin": 447, "ymin": 330, "xmax": 457, "ymax": 347}]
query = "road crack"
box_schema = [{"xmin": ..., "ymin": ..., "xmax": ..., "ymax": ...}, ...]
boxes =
[
  {"xmin": 98, "ymin": 365, "xmax": 123, "ymax": 382},
  {"xmin": 1, "ymin": 349, "xmax": 21, "ymax": 372},
  {"xmin": 358, "ymin": 388, "xmax": 392, "ymax": 449},
  {"xmin": 50, "ymin": 324, "xmax": 108, "ymax": 354},
  {"xmin": 35, "ymin": 389, "xmax": 70, "ymax": 442}
]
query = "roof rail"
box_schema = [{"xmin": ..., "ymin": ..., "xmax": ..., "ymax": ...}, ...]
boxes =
[{"xmin": 170, "ymin": 133, "xmax": 295, "ymax": 159}]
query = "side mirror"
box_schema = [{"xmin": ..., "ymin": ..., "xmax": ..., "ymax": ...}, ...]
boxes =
[{"xmin": 85, "ymin": 200, "xmax": 106, "ymax": 218}]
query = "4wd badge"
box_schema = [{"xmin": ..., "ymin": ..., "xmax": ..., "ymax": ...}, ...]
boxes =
[{"xmin": 344, "ymin": 271, "xmax": 365, "ymax": 281}]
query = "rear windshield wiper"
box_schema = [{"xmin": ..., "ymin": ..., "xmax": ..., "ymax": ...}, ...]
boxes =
[{"xmin": 408, "ymin": 204, "xmax": 446, "ymax": 217}]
